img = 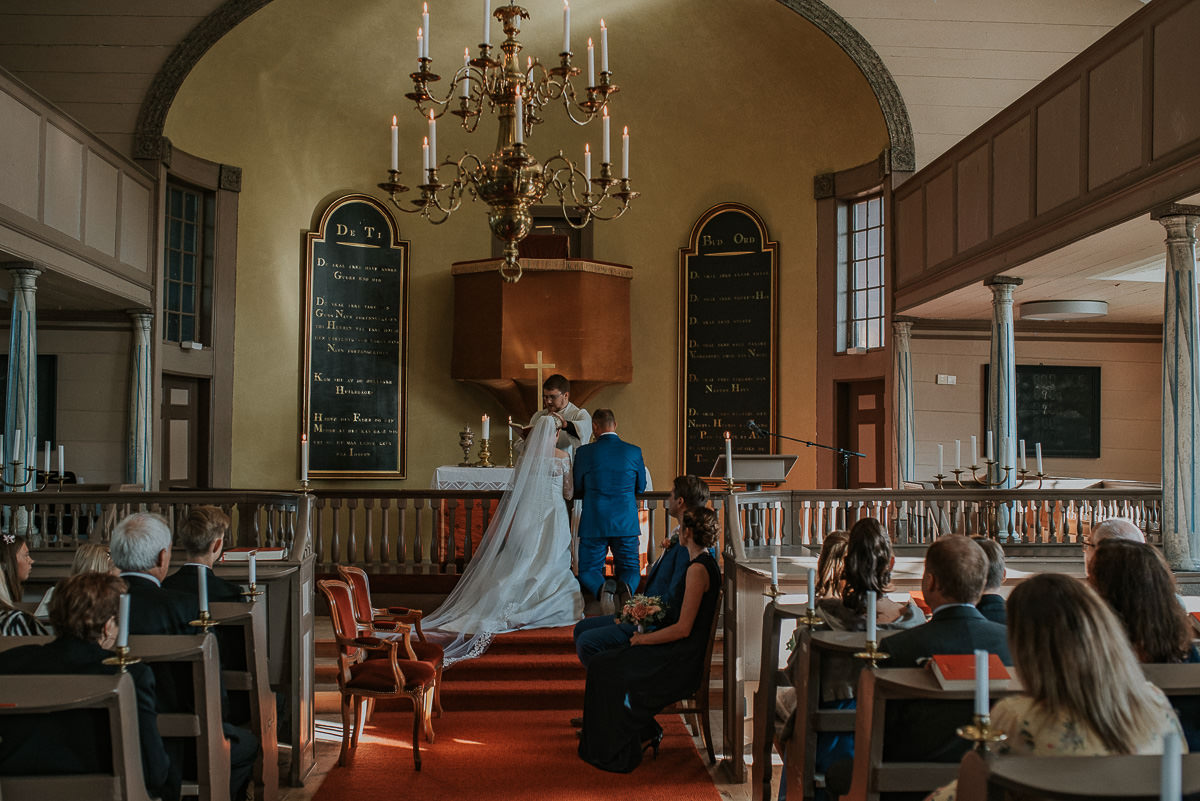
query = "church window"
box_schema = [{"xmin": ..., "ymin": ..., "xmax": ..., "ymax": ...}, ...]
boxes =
[
  {"xmin": 163, "ymin": 182, "xmax": 214, "ymax": 344},
  {"xmin": 839, "ymin": 194, "xmax": 885, "ymax": 352}
]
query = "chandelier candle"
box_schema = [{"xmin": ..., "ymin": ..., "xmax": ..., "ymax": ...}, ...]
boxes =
[
  {"xmin": 587, "ymin": 37, "xmax": 595, "ymax": 86},
  {"xmin": 391, "ymin": 116, "xmax": 399, "ymax": 170},
  {"xmin": 622, "ymin": 126, "xmax": 629, "ymax": 179},
  {"xmin": 461, "ymin": 49, "xmax": 470, "ymax": 97},
  {"xmin": 584, "ymin": 143, "xmax": 591, "ymax": 182},
  {"xmin": 422, "ymin": 3, "xmax": 430, "ymax": 59},
  {"xmin": 600, "ymin": 19, "xmax": 608, "ymax": 72},
  {"xmin": 42, "ymin": 441, "xmax": 49, "ymax": 474},
  {"xmin": 417, "ymin": 27, "xmax": 423, "ymax": 61},
  {"xmin": 1035, "ymin": 442, "xmax": 1043, "ymax": 474},
  {"xmin": 986, "ymin": 430, "xmax": 993, "ymax": 462},
  {"xmin": 482, "ymin": 0, "xmax": 490, "ymax": 45},
  {"xmin": 422, "ymin": 137, "xmax": 429, "ymax": 174},
  {"xmin": 428, "ymin": 111, "xmax": 436, "ymax": 167},
  {"xmin": 937, "ymin": 444, "xmax": 943, "ymax": 476},
  {"xmin": 602, "ymin": 107, "xmax": 610, "ymax": 163},
  {"xmin": 562, "ymin": 0, "xmax": 569, "ymax": 53},
  {"xmin": 514, "ymin": 87, "xmax": 523, "ymax": 144}
]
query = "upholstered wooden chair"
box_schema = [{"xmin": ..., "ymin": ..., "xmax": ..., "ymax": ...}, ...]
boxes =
[
  {"xmin": 664, "ymin": 586, "xmax": 723, "ymax": 764},
  {"xmin": 318, "ymin": 579, "xmax": 436, "ymax": 770},
  {"xmin": 336, "ymin": 564, "xmax": 446, "ymax": 717}
]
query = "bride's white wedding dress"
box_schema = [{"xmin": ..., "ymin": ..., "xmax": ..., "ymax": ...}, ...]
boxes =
[{"xmin": 423, "ymin": 415, "xmax": 583, "ymax": 664}]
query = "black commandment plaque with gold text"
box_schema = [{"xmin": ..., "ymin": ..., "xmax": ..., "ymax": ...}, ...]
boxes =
[
  {"xmin": 679, "ymin": 203, "xmax": 778, "ymax": 476},
  {"xmin": 303, "ymin": 194, "xmax": 409, "ymax": 478}
]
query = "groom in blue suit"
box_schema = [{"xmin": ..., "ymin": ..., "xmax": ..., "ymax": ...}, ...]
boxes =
[{"xmin": 573, "ymin": 408, "xmax": 646, "ymax": 607}]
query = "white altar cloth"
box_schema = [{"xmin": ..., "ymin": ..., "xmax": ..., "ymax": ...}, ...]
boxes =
[{"xmin": 432, "ymin": 465, "xmax": 515, "ymax": 491}]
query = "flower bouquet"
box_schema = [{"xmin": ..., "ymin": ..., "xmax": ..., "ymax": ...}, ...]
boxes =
[{"xmin": 617, "ymin": 594, "xmax": 666, "ymax": 633}]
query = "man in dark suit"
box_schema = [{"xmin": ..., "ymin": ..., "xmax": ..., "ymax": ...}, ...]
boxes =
[
  {"xmin": 111, "ymin": 512, "xmax": 258, "ymax": 801},
  {"xmin": 162, "ymin": 505, "xmax": 245, "ymax": 603},
  {"xmin": 573, "ymin": 408, "xmax": 646, "ymax": 612},
  {"xmin": 972, "ymin": 537, "xmax": 1006, "ymax": 625}
]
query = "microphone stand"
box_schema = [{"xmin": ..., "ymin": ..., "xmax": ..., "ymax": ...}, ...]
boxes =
[{"xmin": 751, "ymin": 425, "xmax": 865, "ymax": 490}]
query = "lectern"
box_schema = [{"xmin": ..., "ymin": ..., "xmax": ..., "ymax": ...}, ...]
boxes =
[{"xmin": 710, "ymin": 454, "xmax": 798, "ymax": 491}]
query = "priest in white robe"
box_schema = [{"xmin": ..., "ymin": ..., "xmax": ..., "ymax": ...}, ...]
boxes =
[{"xmin": 518, "ymin": 373, "xmax": 592, "ymax": 461}]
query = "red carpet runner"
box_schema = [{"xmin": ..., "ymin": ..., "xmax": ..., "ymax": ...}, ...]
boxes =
[{"xmin": 312, "ymin": 626, "xmax": 721, "ymax": 800}]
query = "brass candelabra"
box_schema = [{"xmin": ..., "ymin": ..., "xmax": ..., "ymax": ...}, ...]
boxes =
[
  {"xmin": 378, "ymin": 2, "xmax": 637, "ymax": 283},
  {"xmin": 0, "ymin": 460, "xmax": 63, "ymax": 492},
  {"xmin": 935, "ymin": 461, "xmax": 1046, "ymax": 490}
]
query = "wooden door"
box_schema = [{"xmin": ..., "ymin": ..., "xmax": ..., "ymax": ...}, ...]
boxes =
[
  {"xmin": 836, "ymin": 379, "xmax": 886, "ymax": 489},
  {"xmin": 161, "ymin": 374, "xmax": 209, "ymax": 489}
]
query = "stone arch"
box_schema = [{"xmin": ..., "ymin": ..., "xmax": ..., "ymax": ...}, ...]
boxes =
[{"xmin": 774, "ymin": 0, "xmax": 915, "ymax": 172}]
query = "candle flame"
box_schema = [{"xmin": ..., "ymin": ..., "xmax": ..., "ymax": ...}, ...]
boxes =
[
  {"xmin": 418, "ymin": 26, "xmax": 423, "ymax": 36},
  {"xmin": 602, "ymin": 106, "xmax": 608, "ymax": 119},
  {"xmin": 423, "ymin": 2, "xmax": 428, "ymax": 12},
  {"xmin": 391, "ymin": 115, "xmax": 397, "ymax": 126},
  {"xmin": 423, "ymin": 136, "xmax": 428, "ymax": 146},
  {"xmin": 623, "ymin": 125, "xmax": 628, "ymax": 134},
  {"xmin": 301, "ymin": 433, "xmax": 307, "ymax": 443},
  {"xmin": 587, "ymin": 36, "xmax": 593, "ymax": 47},
  {"xmin": 564, "ymin": 0, "xmax": 568, "ymax": 7},
  {"xmin": 585, "ymin": 143, "xmax": 590, "ymax": 154},
  {"xmin": 429, "ymin": 109, "xmax": 435, "ymax": 121},
  {"xmin": 600, "ymin": 18, "xmax": 606, "ymax": 29},
  {"xmin": 724, "ymin": 431, "xmax": 731, "ymax": 439}
]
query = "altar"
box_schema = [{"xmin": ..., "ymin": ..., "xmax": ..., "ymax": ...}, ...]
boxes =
[{"xmin": 432, "ymin": 466, "xmax": 514, "ymax": 491}]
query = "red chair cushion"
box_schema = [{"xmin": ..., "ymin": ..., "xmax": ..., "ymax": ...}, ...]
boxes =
[
  {"xmin": 409, "ymin": 640, "xmax": 445, "ymax": 663},
  {"xmin": 347, "ymin": 659, "xmax": 437, "ymax": 692}
]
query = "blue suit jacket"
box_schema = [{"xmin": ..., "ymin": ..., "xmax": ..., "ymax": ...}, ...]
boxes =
[{"xmin": 573, "ymin": 433, "xmax": 646, "ymax": 540}]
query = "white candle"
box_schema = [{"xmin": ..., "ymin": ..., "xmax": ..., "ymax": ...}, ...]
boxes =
[
  {"xmin": 12, "ymin": 429, "xmax": 20, "ymax": 463},
  {"xmin": 937, "ymin": 444, "xmax": 944, "ymax": 476},
  {"xmin": 955, "ymin": 439, "xmax": 962, "ymax": 469},
  {"xmin": 507, "ymin": 415, "xmax": 513, "ymax": 443},
  {"xmin": 56, "ymin": 445, "xmax": 64, "ymax": 478},
  {"xmin": 422, "ymin": 3, "xmax": 430, "ymax": 60},
  {"xmin": 461, "ymin": 48, "xmax": 470, "ymax": 98},
  {"xmin": 0, "ymin": 436, "xmax": 5, "ymax": 469},
  {"xmin": 422, "ymin": 136, "xmax": 430, "ymax": 174},
  {"xmin": 970, "ymin": 435, "xmax": 978, "ymax": 467},
  {"xmin": 417, "ymin": 27, "xmax": 423, "ymax": 62},
  {"xmin": 1000, "ymin": 436, "xmax": 1008, "ymax": 469},
  {"xmin": 482, "ymin": 414, "xmax": 490, "ymax": 440},
  {"xmin": 602, "ymin": 107, "xmax": 610, "ymax": 163},
  {"xmin": 599, "ymin": 19, "xmax": 608, "ymax": 73},
  {"xmin": 724, "ymin": 431, "xmax": 733, "ymax": 481},
  {"xmin": 428, "ymin": 112, "xmax": 437, "ymax": 167},
  {"xmin": 483, "ymin": 0, "xmax": 490, "ymax": 46},
  {"xmin": 806, "ymin": 567, "xmax": 816, "ymax": 613},
  {"xmin": 197, "ymin": 564, "xmax": 208, "ymax": 614},
  {"xmin": 770, "ymin": 555, "xmax": 778, "ymax": 587},
  {"xmin": 249, "ymin": 552, "xmax": 257, "ymax": 587},
  {"xmin": 300, "ymin": 434, "xmax": 309, "ymax": 482},
  {"xmin": 562, "ymin": 0, "xmax": 570, "ymax": 53},
  {"xmin": 390, "ymin": 116, "xmax": 398, "ymax": 171},
  {"xmin": 1036, "ymin": 442, "xmax": 1044, "ymax": 474},
  {"xmin": 42, "ymin": 441, "xmax": 49, "ymax": 474},
  {"xmin": 514, "ymin": 87, "xmax": 523, "ymax": 144},
  {"xmin": 621, "ymin": 126, "xmax": 629, "ymax": 179},
  {"xmin": 587, "ymin": 37, "xmax": 595, "ymax": 86},
  {"xmin": 116, "ymin": 593, "xmax": 130, "ymax": 648},
  {"xmin": 974, "ymin": 649, "xmax": 988, "ymax": 716},
  {"xmin": 584, "ymin": 143, "xmax": 591, "ymax": 183},
  {"xmin": 866, "ymin": 591, "xmax": 877, "ymax": 642},
  {"xmin": 1162, "ymin": 729, "xmax": 1182, "ymax": 801},
  {"xmin": 1019, "ymin": 439, "xmax": 1027, "ymax": 471},
  {"xmin": 986, "ymin": 430, "xmax": 993, "ymax": 462}
]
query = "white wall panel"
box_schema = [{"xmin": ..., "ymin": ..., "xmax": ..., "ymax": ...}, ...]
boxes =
[
  {"xmin": 118, "ymin": 174, "xmax": 150, "ymax": 272},
  {"xmin": 0, "ymin": 89, "xmax": 40, "ymax": 219},
  {"xmin": 84, "ymin": 150, "xmax": 118, "ymax": 256},
  {"xmin": 43, "ymin": 122, "xmax": 83, "ymax": 237}
]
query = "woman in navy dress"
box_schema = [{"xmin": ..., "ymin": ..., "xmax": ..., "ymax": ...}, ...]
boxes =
[{"xmin": 579, "ymin": 507, "xmax": 722, "ymax": 773}]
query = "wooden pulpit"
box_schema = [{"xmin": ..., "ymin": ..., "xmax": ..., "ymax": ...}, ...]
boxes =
[{"xmin": 451, "ymin": 258, "xmax": 633, "ymax": 419}]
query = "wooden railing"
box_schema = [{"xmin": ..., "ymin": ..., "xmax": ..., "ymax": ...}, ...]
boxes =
[{"xmin": 0, "ymin": 490, "xmax": 307, "ymax": 557}]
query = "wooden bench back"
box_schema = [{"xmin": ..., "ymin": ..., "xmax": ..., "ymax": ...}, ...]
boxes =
[
  {"xmin": 956, "ymin": 749, "xmax": 1200, "ymax": 800},
  {"xmin": 0, "ymin": 672, "xmax": 152, "ymax": 801},
  {"xmin": 211, "ymin": 601, "xmax": 278, "ymax": 801}
]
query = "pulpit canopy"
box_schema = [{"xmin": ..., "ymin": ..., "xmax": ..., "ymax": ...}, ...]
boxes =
[{"xmin": 451, "ymin": 258, "xmax": 633, "ymax": 420}]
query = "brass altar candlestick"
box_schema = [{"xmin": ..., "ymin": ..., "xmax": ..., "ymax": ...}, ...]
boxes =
[
  {"xmin": 958, "ymin": 714, "xmax": 1007, "ymax": 752},
  {"xmin": 102, "ymin": 645, "xmax": 141, "ymax": 673},
  {"xmin": 189, "ymin": 610, "xmax": 218, "ymax": 631},
  {"xmin": 241, "ymin": 584, "xmax": 264, "ymax": 600},
  {"xmin": 853, "ymin": 640, "xmax": 890, "ymax": 668},
  {"xmin": 476, "ymin": 438, "xmax": 494, "ymax": 468},
  {"xmin": 458, "ymin": 426, "xmax": 475, "ymax": 466}
]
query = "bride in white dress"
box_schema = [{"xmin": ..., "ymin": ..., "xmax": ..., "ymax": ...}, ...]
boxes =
[{"xmin": 423, "ymin": 414, "xmax": 583, "ymax": 664}]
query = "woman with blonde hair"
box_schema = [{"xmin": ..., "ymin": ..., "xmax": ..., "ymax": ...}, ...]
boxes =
[
  {"xmin": 0, "ymin": 534, "xmax": 46, "ymax": 635},
  {"xmin": 814, "ymin": 530, "xmax": 849, "ymax": 599},
  {"xmin": 926, "ymin": 573, "xmax": 1184, "ymax": 801},
  {"xmin": 35, "ymin": 542, "xmax": 118, "ymax": 619}
]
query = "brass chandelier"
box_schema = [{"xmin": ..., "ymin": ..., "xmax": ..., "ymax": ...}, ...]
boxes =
[{"xmin": 377, "ymin": 1, "xmax": 638, "ymax": 282}]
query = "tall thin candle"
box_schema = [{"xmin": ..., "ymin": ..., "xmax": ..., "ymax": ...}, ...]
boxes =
[
  {"xmin": 584, "ymin": 143, "xmax": 591, "ymax": 182},
  {"xmin": 249, "ymin": 552, "xmax": 257, "ymax": 587},
  {"xmin": 390, "ymin": 116, "xmax": 398, "ymax": 171},
  {"xmin": 507, "ymin": 415, "xmax": 513, "ymax": 443},
  {"xmin": 197, "ymin": 564, "xmax": 208, "ymax": 614},
  {"xmin": 417, "ymin": 27, "xmax": 423, "ymax": 62},
  {"xmin": 428, "ymin": 111, "xmax": 437, "ymax": 166},
  {"xmin": 724, "ymin": 432, "xmax": 733, "ymax": 481},
  {"xmin": 866, "ymin": 591, "xmax": 877, "ymax": 642},
  {"xmin": 1019, "ymin": 439, "xmax": 1027, "ymax": 471},
  {"xmin": 587, "ymin": 37, "xmax": 594, "ymax": 86},
  {"xmin": 116, "ymin": 593, "xmax": 130, "ymax": 648},
  {"xmin": 937, "ymin": 444, "xmax": 944, "ymax": 476},
  {"xmin": 562, "ymin": 0, "xmax": 570, "ymax": 53},
  {"xmin": 770, "ymin": 555, "xmax": 778, "ymax": 587},
  {"xmin": 423, "ymin": 136, "xmax": 430, "ymax": 174},
  {"xmin": 43, "ymin": 441, "xmax": 49, "ymax": 474},
  {"xmin": 1035, "ymin": 442, "xmax": 1044, "ymax": 474},
  {"xmin": 12, "ymin": 429, "xmax": 20, "ymax": 463},
  {"xmin": 621, "ymin": 126, "xmax": 629, "ymax": 179},
  {"xmin": 986, "ymin": 430, "xmax": 993, "ymax": 462},
  {"xmin": 599, "ymin": 19, "xmax": 608, "ymax": 73},
  {"xmin": 974, "ymin": 649, "xmax": 988, "ymax": 716},
  {"xmin": 482, "ymin": 414, "xmax": 490, "ymax": 440},
  {"xmin": 422, "ymin": 3, "xmax": 430, "ymax": 60},
  {"xmin": 514, "ymin": 87, "xmax": 523, "ymax": 144},
  {"xmin": 955, "ymin": 439, "xmax": 962, "ymax": 469},
  {"xmin": 970, "ymin": 435, "xmax": 977, "ymax": 467},
  {"xmin": 1162, "ymin": 730, "xmax": 1182, "ymax": 801},
  {"xmin": 602, "ymin": 107, "xmax": 610, "ymax": 163},
  {"xmin": 300, "ymin": 434, "xmax": 309, "ymax": 482},
  {"xmin": 806, "ymin": 568, "xmax": 816, "ymax": 613},
  {"xmin": 461, "ymin": 48, "xmax": 470, "ymax": 98},
  {"xmin": 483, "ymin": 0, "xmax": 490, "ymax": 46},
  {"xmin": 56, "ymin": 445, "xmax": 64, "ymax": 478}
]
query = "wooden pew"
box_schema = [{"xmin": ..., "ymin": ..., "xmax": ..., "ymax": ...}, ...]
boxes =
[
  {"xmin": 0, "ymin": 673, "xmax": 153, "ymax": 801},
  {"xmin": 955, "ymin": 749, "xmax": 1200, "ymax": 800},
  {"xmin": 0, "ymin": 634, "xmax": 231, "ymax": 801},
  {"xmin": 211, "ymin": 601, "xmax": 278, "ymax": 801}
]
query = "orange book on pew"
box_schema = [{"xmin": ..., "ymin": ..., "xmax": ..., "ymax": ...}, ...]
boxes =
[
  {"xmin": 221, "ymin": 547, "xmax": 288, "ymax": 561},
  {"xmin": 928, "ymin": 653, "xmax": 1010, "ymax": 690}
]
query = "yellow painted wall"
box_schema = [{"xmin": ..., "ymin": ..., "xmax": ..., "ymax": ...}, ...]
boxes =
[{"xmin": 164, "ymin": 0, "xmax": 888, "ymax": 489}]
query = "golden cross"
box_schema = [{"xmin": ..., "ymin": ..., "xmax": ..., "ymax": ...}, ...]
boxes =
[{"xmin": 523, "ymin": 350, "xmax": 556, "ymax": 389}]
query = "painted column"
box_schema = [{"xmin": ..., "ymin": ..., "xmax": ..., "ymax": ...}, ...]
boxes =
[
  {"xmin": 986, "ymin": 276, "xmax": 1022, "ymax": 539},
  {"xmin": 893, "ymin": 319, "xmax": 915, "ymax": 485},
  {"xmin": 5, "ymin": 266, "xmax": 40, "ymax": 489},
  {"xmin": 1153, "ymin": 205, "xmax": 1200, "ymax": 570},
  {"xmin": 126, "ymin": 310, "xmax": 154, "ymax": 491}
]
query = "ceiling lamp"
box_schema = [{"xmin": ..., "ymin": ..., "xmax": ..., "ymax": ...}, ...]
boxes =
[
  {"xmin": 1019, "ymin": 300, "xmax": 1109, "ymax": 321},
  {"xmin": 377, "ymin": 1, "xmax": 638, "ymax": 283}
]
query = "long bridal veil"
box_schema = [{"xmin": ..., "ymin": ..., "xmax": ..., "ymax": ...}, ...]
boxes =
[{"xmin": 423, "ymin": 414, "xmax": 576, "ymax": 664}]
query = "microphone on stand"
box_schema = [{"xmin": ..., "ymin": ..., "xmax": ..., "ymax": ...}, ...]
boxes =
[{"xmin": 747, "ymin": 420, "xmax": 763, "ymax": 437}]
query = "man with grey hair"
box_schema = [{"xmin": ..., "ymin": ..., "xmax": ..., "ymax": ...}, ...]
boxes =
[{"xmin": 1083, "ymin": 516, "xmax": 1145, "ymax": 576}]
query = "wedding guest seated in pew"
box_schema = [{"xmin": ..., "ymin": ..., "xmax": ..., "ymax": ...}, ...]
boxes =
[
  {"xmin": 971, "ymin": 538, "xmax": 1006, "ymax": 625},
  {"xmin": 925, "ymin": 573, "xmax": 1185, "ymax": 801},
  {"xmin": 111, "ymin": 512, "xmax": 258, "ymax": 801},
  {"xmin": 162, "ymin": 506, "xmax": 244, "ymax": 603},
  {"xmin": 825, "ymin": 535, "xmax": 1010, "ymax": 800},
  {"xmin": 815, "ymin": 530, "xmax": 849, "ymax": 600},
  {"xmin": 811, "ymin": 519, "xmax": 924, "ymax": 797},
  {"xmin": 35, "ymin": 542, "xmax": 118, "ymax": 619},
  {"xmin": 1083, "ymin": 516, "xmax": 1144, "ymax": 576},
  {"xmin": 0, "ymin": 534, "xmax": 47, "ymax": 636},
  {"xmin": 578, "ymin": 507, "xmax": 721, "ymax": 773},
  {"xmin": 0, "ymin": 572, "xmax": 172, "ymax": 800},
  {"xmin": 1088, "ymin": 538, "xmax": 1200, "ymax": 748}
]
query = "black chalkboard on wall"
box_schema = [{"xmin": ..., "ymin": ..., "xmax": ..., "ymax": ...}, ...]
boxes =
[
  {"xmin": 678, "ymin": 203, "xmax": 778, "ymax": 476},
  {"xmin": 303, "ymin": 195, "xmax": 409, "ymax": 478},
  {"xmin": 984, "ymin": 364, "xmax": 1101, "ymax": 459}
]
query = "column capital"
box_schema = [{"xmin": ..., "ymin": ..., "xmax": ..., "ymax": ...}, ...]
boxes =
[
  {"xmin": 126, "ymin": 308, "xmax": 154, "ymax": 322},
  {"xmin": 5, "ymin": 264, "xmax": 42, "ymax": 289},
  {"xmin": 892, "ymin": 319, "xmax": 914, "ymax": 337},
  {"xmin": 984, "ymin": 275, "xmax": 1023, "ymax": 288},
  {"xmin": 1151, "ymin": 203, "xmax": 1200, "ymax": 222}
]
